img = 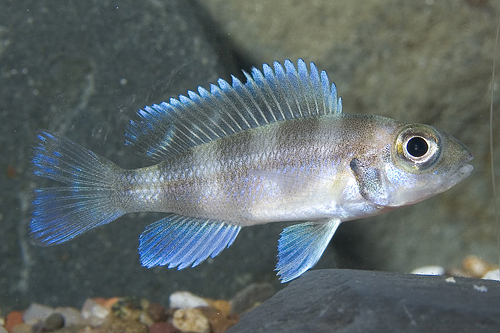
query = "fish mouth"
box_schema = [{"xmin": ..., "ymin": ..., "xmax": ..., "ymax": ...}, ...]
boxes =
[
  {"xmin": 448, "ymin": 163, "xmax": 473, "ymax": 187},
  {"xmin": 454, "ymin": 140, "xmax": 474, "ymax": 181},
  {"xmin": 459, "ymin": 164, "xmax": 474, "ymax": 178},
  {"xmin": 431, "ymin": 163, "xmax": 473, "ymax": 197}
]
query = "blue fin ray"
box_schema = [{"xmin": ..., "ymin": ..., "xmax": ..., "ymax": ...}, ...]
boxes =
[
  {"xmin": 33, "ymin": 131, "xmax": 118, "ymax": 186},
  {"xmin": 276, "ymin": 219, "xmax": 341, "ymax": 283},
  {"xmin": 139, "ymin": 214, "xmax": 241, "ymax": 269},
  {"xmin": 31, "ymin": 131, "xmax": 125, "ymax": 245},
  {"xmin": 125, "ymin": 59, "xmax": 343, "ymax": 161}
]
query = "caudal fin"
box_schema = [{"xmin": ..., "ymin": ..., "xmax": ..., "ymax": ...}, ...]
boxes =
[{"xmin": 31, "ymin": 131, "xmax": 125, "ymax": 245}]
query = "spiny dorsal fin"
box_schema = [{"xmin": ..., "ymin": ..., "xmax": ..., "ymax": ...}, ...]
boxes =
[{"xmin": 125, "ymin": 59, "xmax": 343, "ymax": 161}]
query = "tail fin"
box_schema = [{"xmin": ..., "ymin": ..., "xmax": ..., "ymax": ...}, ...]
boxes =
[{"xmin": 31, "ymin": 131, "xmax": 125, "ymax": 246}]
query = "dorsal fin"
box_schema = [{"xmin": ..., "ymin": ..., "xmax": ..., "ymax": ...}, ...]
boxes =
[{"xmin": 125, "ymin": 59, "xmax": 343, "ymax": 161}]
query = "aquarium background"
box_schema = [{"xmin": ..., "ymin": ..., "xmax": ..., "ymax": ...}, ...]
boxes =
[{"xmin": 1, "ymin": 0, "xmax": 499, "ymax": 312}]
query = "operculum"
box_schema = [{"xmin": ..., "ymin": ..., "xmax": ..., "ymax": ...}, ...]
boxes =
[{"xmin": 349, "ymin": 157, "xmax": 389, "ymax": 206}]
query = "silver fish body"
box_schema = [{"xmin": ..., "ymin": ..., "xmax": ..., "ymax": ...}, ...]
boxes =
[
  {"xmin": 119, "ymin": 114, "xmax": 471, "ymax": 224},
  {"xmin": 31, "ymin": 59, "xmax": 473, "ymax": 282}
]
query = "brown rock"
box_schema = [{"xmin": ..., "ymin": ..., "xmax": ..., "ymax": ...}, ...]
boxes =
[
  {"xmin": 462, "ymin": 255, "xmax": 496, "ymax": 278},
  {"xmin": 208, "ymin": 301, "xmax": 231, "ymax": 317},
  {"xmin": 11, "ymin": 323, "xmax": 32, "ymax": 333},
  {"xmin": 146, "ymin": 303, "xmax": 168, "ymax": 322},
  {"xmin": 101, "ymin": 318, "xmax": 148, "ymax": 333},
  {"xmin": 148, "ymin": 322, "xmax": 180, "ymax": 333},
  {"xmin": 199, "ymin": 307, "xmax": 239, "ymax": 333},
  {"xmin": 172, "ymin": 308, "xmax": 209, "ymax": 333},
  {"xmin": 5, "ymin": 311, "xmax": 23, "ymax": 332}
]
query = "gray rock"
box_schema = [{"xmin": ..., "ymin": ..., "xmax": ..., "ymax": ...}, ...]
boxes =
[{"xmin": 228, "ymin": 269, "xmax": 500, "ymax": 333}]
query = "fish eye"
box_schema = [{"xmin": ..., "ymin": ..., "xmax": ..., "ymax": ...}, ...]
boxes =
[
  {"xmin": 405, "ymin": 136, "xmax": 428, "ymax": 158},
  {"xmin": 395, "ymin": 125, "xmax": 441, "ymax": 170}
]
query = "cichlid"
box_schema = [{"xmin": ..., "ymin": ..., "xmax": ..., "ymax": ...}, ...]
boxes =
[{"xmin": 31, "ymin": 59, "xmax": 473, "ymax": 283}]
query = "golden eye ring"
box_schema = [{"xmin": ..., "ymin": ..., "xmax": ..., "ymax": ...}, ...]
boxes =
[{"xmin": 395, "ymin": 125, "xmax": 441, "ymax": 170}]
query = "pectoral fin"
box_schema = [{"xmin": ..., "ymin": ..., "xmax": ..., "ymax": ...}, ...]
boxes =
[{"xmin": 276, "ymin": 219, "xmax": 340, "ymax": 283}]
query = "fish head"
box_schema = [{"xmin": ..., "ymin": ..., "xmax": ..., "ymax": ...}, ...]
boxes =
[{"xmin": 350, "ymin": 123, "xmax": 473, "ymax": 207}]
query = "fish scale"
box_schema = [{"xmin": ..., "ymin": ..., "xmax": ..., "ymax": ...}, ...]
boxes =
[{"xmin": 31, "ymin": 59, "xmax": 473, "ymax": 283}]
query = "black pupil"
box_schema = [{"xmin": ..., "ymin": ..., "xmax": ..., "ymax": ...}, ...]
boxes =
[{"xmin": 406, "ymin": 137, "xmax": 428, "ymax": 157}]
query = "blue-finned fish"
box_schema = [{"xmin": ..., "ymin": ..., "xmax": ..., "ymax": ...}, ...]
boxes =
[{"xmin": 31, "ymin": 59, "xmax": 473, "ymax": 283}]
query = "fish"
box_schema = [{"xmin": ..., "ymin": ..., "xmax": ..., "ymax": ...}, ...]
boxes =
[{"xmin": 31, "ymin": 59, "xmax": 474, "ymax": 283}]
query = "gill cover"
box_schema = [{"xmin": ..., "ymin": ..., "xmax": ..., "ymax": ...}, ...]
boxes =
[
  {"xmin": 350, "ymin": 124, "xmax": 445, "ymax": 207},
  {"xmin": 349, "ymin": 157, "xmax": 389, "ymax": 206}
]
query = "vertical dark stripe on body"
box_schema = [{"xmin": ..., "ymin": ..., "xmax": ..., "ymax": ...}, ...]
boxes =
[
  {"xmin": 275, "ymin": 117, "xmax": 322, "ymax": 149},
  {"xmin": 274, "ymin": 117, "xmax": 323, "ymax": 171},
  {"xmin": 214, "ymin": 129, "xmax": 255, "ymax": 208}
]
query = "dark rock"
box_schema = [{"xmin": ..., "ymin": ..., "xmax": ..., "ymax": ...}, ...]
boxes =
[
  {"xmin": 227, "ymin": 269, "xmax": 500, "ymax": 333},
  {"xmin": 43, "ymin": 312, "xmax": 64, "ymax": 331},
  {"xmin": 230, "ymin": 283, "xmax": 275, "ymax": 314}
]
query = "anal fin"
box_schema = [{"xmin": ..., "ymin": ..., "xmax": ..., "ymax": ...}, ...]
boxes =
[
  {"xmin": 139, "ymin": 214, "xmax": 241, "ymax": 270},
  {"xmin": 276, "ymin": 219, "xmax": 340, "ymax": 283}
]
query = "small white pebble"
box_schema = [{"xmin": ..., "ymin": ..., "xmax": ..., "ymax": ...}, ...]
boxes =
[
  {"xmin": 473, "ymin": 284, "xmax": 488, "ymax": 293},
  {"xmin": 169, "ymin": 291, "xmax": 209, "ymax": 309},
  {"xmin": 411, "ymin": 265, "xmax": 445, "ymax": 276},
  {"xmin": 482, "ymin": 269, "xmax": 500, "ymax": 281},
  {"xmin": 445, "ymin": 276, "xmax": 456, "ymax": 283},
  {"xmin": 81, "ymin": 299, "xmax": 108, "ymax": 320},
  {"xmin": 81, "ymin": 299, "xmax": 109, "ymax": 326}
]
